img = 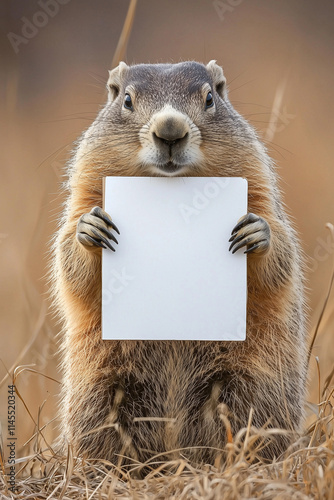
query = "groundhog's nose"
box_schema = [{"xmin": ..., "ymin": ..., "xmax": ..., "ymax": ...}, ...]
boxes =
[
  {"xmin": 152, "ymin": 113, "xmax": 189, "ymax": 149},
  {"xmin": 153, "ymin": 130, "xmax": 188, "ymax": 147}
]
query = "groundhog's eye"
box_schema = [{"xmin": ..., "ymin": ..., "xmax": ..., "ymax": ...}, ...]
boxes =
[
  {"xmin": 205, "ymin": 92, "xmax": 214, "ymax": 109},
  {"xmin": 124, "ymin": 93, "xmax": 133, "ymax": 111}
]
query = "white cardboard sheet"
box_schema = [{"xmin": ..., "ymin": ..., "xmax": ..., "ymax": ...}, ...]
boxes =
[{"xmin": 102, "ymin": 177, "xmax": 247, "ymax": 341}]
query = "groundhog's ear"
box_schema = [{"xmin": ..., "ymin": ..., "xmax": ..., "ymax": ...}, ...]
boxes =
[
  {"xmin": 206, "ymin": 60, "xmax": 227, "ymax": 98},
  {"xmin": 107, "ymin": 61, "xmax": 129, "ymax": 102}
]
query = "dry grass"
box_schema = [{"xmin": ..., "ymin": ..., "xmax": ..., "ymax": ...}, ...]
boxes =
[{"xmin": 0, "ymin": 383, "xmax": 333, "ymax": 499}]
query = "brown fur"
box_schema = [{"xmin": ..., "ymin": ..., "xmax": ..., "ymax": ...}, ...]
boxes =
[{"xmin": 52, "ymin": 61, "xmax": 307, "ymax": 466}]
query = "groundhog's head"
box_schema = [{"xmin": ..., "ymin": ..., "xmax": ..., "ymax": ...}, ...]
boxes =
[{"xmin": 92, "ymin": 61, "xmax": 254, "ymax": 177}]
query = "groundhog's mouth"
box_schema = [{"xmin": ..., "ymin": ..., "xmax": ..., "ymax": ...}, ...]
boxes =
[{"xmin": 157, "ymin": 161, "xmax": 184, "ymax": 175}]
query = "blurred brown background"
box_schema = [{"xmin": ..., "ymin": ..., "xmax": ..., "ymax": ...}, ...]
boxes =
[{"xmin": 1, "ymin": 0, "xmax": 333, "ymax": 455}]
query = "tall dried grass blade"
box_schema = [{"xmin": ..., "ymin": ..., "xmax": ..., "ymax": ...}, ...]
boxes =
[
  {"xmin": 308, "ymin": 223, "xmax": 334, "ymax": 365},
  {"xmin": 10, "ymin": 373, "xmax": 54, "ymax": 454},
  {"xmin": 111, "ymin": 0, "xmax": 138, "ymax": 69},
  {"xmin": 264, "ymin": 77, "xmax": 288, "ymax": 142}
]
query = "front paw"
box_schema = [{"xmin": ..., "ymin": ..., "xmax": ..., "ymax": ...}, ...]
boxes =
[
  {"xmin": 229, "ymin": 213, "xmax": 270, "ymax": 255},
  {"xmin": 76, "ymin": 206, "xmax": 120, "ymax": 251}
]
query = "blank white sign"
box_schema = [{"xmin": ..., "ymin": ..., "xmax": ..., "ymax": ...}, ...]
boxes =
[{"xmin": 102, "ymin": 177, "xmax": 247, "ymax": 341}]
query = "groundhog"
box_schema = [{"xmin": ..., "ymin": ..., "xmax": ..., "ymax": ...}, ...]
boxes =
[{"xmin": 53, "ymin": 60, "xmax": 307, "ymax": 466}]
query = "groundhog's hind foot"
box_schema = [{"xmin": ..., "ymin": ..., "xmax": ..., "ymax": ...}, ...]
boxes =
[
  {"xmin": 76, "ymin": 206, "xmax": 120, "ymax": 251},
  {"xmin": 229, "ymin": 212, "xmax": 271, "ymax": 255}
]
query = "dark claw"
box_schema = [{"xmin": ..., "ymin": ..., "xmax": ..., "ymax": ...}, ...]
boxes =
[
  {"xmin": 228, "ymin": 235, "xmax": 239, "ymax": 252},
  {"xmin": 109, "ymin": 221, "xmax": 120, "ymax": 235},
  {"xmin": 231, "ymin": 238, "xmax": 249, "ymax": 254},
  {"xmin": 229, "ymin": 231, "xmax": 260, "ymax": 251},
  {"xmin": 231, "ymin": 213, "xmax": 259, "ymax": 236},
  {"xmin": 244, "ymin": 243, "xmax": 261, "ymax": 254},
  {"xmin": 91, "ymin": 206, "xmax": 120, "ymax": 234},
  {"xmin": 99, "ymin": 226, "xmax": 118, "ymax": 245},
  {"xmin": 82, "ymin": 234, "xmax": 106, "ymax": 249},
  {"xmin": 91, "ymin": 229, "xmax": 115, "ymax": 252}
]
